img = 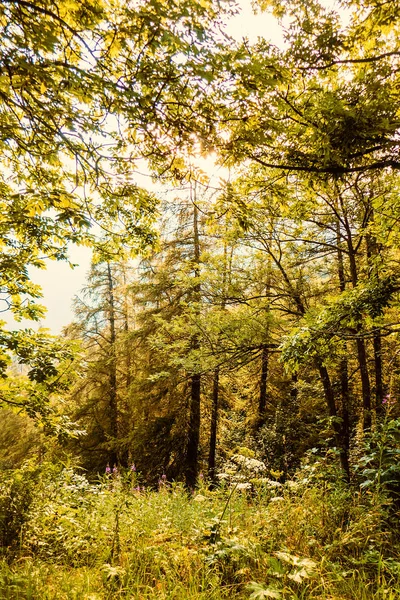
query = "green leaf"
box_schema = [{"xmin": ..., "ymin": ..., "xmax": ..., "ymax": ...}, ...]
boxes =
[{"xmin": 247, "ymin": 582, "xmax": 282, "ymax": 599}]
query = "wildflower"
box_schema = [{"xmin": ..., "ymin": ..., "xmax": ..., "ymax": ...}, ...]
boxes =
[
  {"xmin": 112, "ymin": 466, "xmax": 118, "ymax": 475},
  {"xmin": 130, "ymin": 463, "xmax": 136, "ymax": 472},
  {"xmin": 383, "ymin": 394, "xmax": 396, "ymax": 406},
  {"xmin": 105, "ymin": 464, "xmax": 111, "ymax": 474}
]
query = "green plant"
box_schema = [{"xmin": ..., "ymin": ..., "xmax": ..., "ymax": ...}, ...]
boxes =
[
  {"xmin": 356, "ymin": 417, "xmax": 400, "ymax": 503},
  {"xmin": 0, "ymin": 462, "xmax": 43, "ymax": 554}
]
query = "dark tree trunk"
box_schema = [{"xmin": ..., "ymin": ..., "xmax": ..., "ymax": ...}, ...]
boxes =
[
  {"xmin": 118, "ymin": 267, "xmax": 130, "ymax": 468},
  {"xmin": 208, "ymin": 366, "xmax": 220, "ymax": 485},
  {"xmin": 374, "ymin": 334, "xmax": 384, "ymax": 417},
  {"xmin": 317, "ymin": 361, "xmax": 350, "ymax": 480},
  {"xmin": 336, "ymin": 220, "xmax": 351, "ymax": 467},
  {"xmin": 344, "ymin": 217, "xmax": 372, "ymax": 431},
  {"xmin": 208, "ymin": 237, "xmax": 229, "ymax": 486},
  {"xmin": 366, "ymin": 231, "xmax": 385, "ymax": 419},
  {"xmin": 339, "ymin": 357, "xmax": 350, "ymax": 471},
  {"xmin": 186, "ymin": 371, "xmax": 201, "ymax": 489},
  {"xmin": 123, "ymin": 267, "xmax": 132, "ymax": 392},
  {"xmin": 185, "ymin": 198, "xmax": 201, "ymax": 489},
  {"xmin": 258, "ymin": 345, "xmax": 269, "ymax": 419},
  {"xmin": 107, "ymin": 262, "xmax": 118, "ymax": 468},
  {"xmin": 317, "ymin": 362, "xmax": 337, "ymax": 421},
  {"xmin": 356, "ymin": 337, "xmax": 372, "ymax": 430},
  {"xmin": 256, "ymin": 238, "xmax": 273, "ymax": 429}
]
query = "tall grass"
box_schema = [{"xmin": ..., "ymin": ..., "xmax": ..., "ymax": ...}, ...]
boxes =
[{"xmin": 0, "ymin": 462, "xmax": 399, "ymax": 599}]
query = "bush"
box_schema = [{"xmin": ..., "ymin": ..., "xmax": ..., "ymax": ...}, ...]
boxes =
[
  {"xmin": 0, "ymin": 462, "xmax": 43, "ymax": 554},
  {"xmin": 356, "ymin": 417, "xmax": 400, "ymax": 504}
]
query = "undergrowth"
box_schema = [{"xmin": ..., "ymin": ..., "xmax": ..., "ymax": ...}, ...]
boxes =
[{"xmin": 0, "ymin": 458, "xmax": 399, "ymax": 599}]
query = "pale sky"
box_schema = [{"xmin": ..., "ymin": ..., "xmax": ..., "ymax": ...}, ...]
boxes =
[
  {"xmin": 4, "ymin": 1, "xmax": 283, "ymax": 334},
  {"xmin": 226, "ymin": 0, "xmax": 285, "ymax": 46}
]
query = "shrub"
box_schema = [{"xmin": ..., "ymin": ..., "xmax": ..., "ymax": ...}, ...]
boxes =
[{"xmin": 0, "ymin": 462, "xmax": 43, "ymax": 554}]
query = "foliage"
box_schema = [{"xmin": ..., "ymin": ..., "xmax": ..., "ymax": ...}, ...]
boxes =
[
  {"xmin": 0, "ymin": 461, "xmax": 44, "ymax": 553},
  {"xmin": 0, "ymin": 0, "xmax": 230, "ymax": 421},
  {"xmin": 0, "ymin": 461, "xmax": 399, "ymax": 598},
  {"xmin": 281, "ymin": 276, "xmax": 398, "ymax": 369},
  {"xmin": 356, "ymin": 417, "xmax": 400, "ymax": 502},
  {"xmin": 3, "ymin": 0, "xmax": 400, "ymax": 597}
]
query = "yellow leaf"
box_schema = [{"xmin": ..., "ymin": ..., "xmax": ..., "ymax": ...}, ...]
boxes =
[{"xmin": 27, "ymin": 202, "xmax": 45, "ymax": 216}]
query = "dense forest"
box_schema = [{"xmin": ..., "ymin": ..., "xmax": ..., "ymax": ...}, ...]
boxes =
[{"xmin": 1, "ymin": 0, "xmax": 400, "ymax": 597}]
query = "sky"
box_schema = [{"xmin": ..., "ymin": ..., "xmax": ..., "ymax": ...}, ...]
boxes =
[
  {"xmin": 4, "ymin": 1, "xmax": 284, "ymax": 335},
  {"xmin": 226, "ymin": 0, "xmax": 285, "ymax": 46}
]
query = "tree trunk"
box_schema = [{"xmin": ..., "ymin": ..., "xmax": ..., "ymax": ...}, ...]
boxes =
[
  {"xmin": 208, "ymin": 366, "xmax": 219, "ymax": 485},
  {"xmin": 257, "ymin": 238, "xmax": 273, "ymax": 427},
  {"xmin": 107, "ymin": 262, "xmax": 119, "ymax": 468},
  {"xmin": 208, "ymin": 236, "xmax": 229, "ymax": 486},
  {"xmin": 186, "ymin": 371, "xmax": 201, "ymax": 489},
  {"xmin": 374, "ymin": 334, "xmax": 384, "ymax": 417},
  {"xmin": 317, "ymin": 361, "xmax": 350, "ymax": 479},
  {"xmin": 356, "ymin": 337, "xmax": 372, "ymax": 430},
  {"xmin": 339, "ymin": 357, "xmax": 350, "ymax": 474},
  {"xmin": 122, "ymin": 266, "xmax": 132, "ymax": 392},
  {"xmin": 118, "ymin": 266, "xmax": 130, "ymax": 468},
  {"xmin": 185, "ymin": 197, "xmax": 201, "ymax": 489},
  {"xmin": 366, "ymin": 231, "xmax": 385, "ymax": 419},
  {"xmin": 343, "ymin": 215, "xmax": 372, "ymax": 431},
  {"xmin": 336, "ymin": 219, "xmax": 351, "ymax": 469},
  {"xmin": 258, "ymin": 344, "xmax": 269, "ymax": 419}
]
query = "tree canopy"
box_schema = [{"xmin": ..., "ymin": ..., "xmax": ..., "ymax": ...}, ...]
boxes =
[
  {"xmin": 0, "ymin": 0, "xmax": 231, "ymax": 419},
  {"xmin": 1, "ymin": 0, "xmax": 400, "ymax": 486}
]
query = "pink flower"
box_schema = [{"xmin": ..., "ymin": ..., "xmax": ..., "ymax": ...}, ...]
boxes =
[{"xmin": 383, "ymin": 394, "xmax": 396, "ymax": 406}]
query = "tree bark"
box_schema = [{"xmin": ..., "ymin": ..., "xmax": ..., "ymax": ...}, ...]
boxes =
[
  {"xmin": 207, "ymin": 236, "xmax": 229, "ymax": 486},
  {"xmin": 342, "ymin": 210, "xmax": 372, "ymax": 430},
  {"xmin": 208, "ymin": 366, "xmax": 219, "ymax": 485},
  {"xmin": 373, "ymin": 334, "xmax": 384, "ymax": 417},
  {"xmin": 186, "ymin": 370, "xmax": 201, "ymax": 489},
  {"xmin": 366, "ymin": 231, "xmax": 385, "ymax": 418},
  {"xmin": 185, "ymin": 197, "xmax": 202, "ymax": 489},
  {"xmin": 106, "ymin": 262, "xmax": 119, "ymax": 468},
  {"xmin": 317, "ymin": 361, "xmax": 350, "ymax": 479},
  {"xmin": 122, "ymin": 265, "xmax": 132, "ymax": 391},
  {"xmin": 258, "ymin": 344, "xmax": 269, "ymax": 419},
  {"xmin": 356, "ymin": 337, "xmax": 372, "ymax": 430},
  {"xmin": 336, "ymin": 219, "xmax": 351, "ymax": 469}
]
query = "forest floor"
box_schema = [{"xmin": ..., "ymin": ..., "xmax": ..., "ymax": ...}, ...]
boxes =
[{"xmin": 1, "ymin": 463, "xmax": 400, "ymax": 599}]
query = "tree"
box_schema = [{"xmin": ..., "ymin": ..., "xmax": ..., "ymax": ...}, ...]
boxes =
[
  {"xmin": 193, "ymin": 0, "xmax": 400, "ymax": 476},
  {"xmin": 0, "ymin": 0, "xmax": 231, "ymax": 419},
  {"xmin": 218, "ymin": 173, "xmax": 352, "ymax": 475},
  {"xmin": 9, "ymin": 0, "xmax": 400, "ymax": 485},
  {"xmin": 215, "ymin": 0, "xmax": 400, "ymax": 176},
  {"xmin": 66, "ymin": 260, "xmax": 135, "ymax": 471}
]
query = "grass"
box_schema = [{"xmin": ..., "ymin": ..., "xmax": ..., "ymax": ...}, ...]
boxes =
[{"xmin": 1, "ymin": 464, "xmax": 400, "ymax": 599}]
